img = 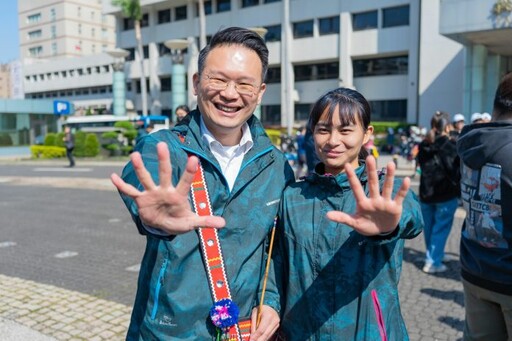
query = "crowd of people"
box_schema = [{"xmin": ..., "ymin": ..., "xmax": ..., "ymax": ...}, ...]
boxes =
[{"xmin": 110, "ymin": 26, "xmax": 512, "ymax": 340}]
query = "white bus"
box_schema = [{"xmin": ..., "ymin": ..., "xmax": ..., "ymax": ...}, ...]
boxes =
[{"xmin": 62, "ymin": 115, "xmax": 170, "ymax": 133}]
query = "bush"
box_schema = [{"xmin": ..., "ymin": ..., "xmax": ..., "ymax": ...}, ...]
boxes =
[
  {"xmin": 0, "ymin": 133, "xmax": 13, "ymax": 146},
  {"xmin": 30, "ymin": 145, "xmax": 66, "ymax": 159},
  {"xmin": 371, "ymin": 121, "xmax": 411, "ymax": 135},
  {"xmin": 44, "ymin": 133, "xmax": 57, "ymax": 146},
  {"xmin": 73, "ymin": 131, "xmax": 87, "ymax": 157},
  {"xmin": 84, "ymin": 133, "xmax": 100, "ymax": 157}
]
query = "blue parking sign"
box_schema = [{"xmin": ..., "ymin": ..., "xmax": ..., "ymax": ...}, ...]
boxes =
[{"xmin": 53, "ymin": 100, "xmax": 71, "ymax": 115}]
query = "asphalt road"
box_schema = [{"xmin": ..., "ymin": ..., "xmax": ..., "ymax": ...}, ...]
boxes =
[{"xmin": 0, "ymin": 162, "xmax": 144, "ymax": 306}]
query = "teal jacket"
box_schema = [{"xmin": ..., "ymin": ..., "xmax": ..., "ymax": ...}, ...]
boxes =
[
  {"xmin": 119, "ymin": 111, "xmax": 295, "ymax": 340},
  {"xmin": 270, "ymin": 163, "xmax": 423, "ymax": 340}
]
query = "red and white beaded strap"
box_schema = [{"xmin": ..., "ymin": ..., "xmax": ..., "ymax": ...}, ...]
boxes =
[{"xmin": 189, "ymin": 160, "xmax": 249, "ymax": 341}]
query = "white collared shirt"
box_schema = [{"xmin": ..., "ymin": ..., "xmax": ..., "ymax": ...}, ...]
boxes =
[{"xmin": 200, "ymin": 117, "xmax": 253, "ymax": 191}]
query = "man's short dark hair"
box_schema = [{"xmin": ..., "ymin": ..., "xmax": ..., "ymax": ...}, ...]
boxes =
[
  {"xmin": 197, "ymin": 27, "xmax": 269, "ymax": 83},
  {"xmin": 493, "ymin": 72, "xmax": 512, "ymax": 120}
]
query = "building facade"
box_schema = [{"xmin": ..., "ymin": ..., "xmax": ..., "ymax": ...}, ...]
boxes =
[{"xmin": 18, "ymin": 0, "xmax": 116, "ymax": 60}]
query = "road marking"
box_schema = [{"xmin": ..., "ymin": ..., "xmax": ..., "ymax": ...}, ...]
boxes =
[
  {"xmin": 0, "ymin": 241, "xmax": 17, "ymax": 248},
  {"xmin": 108, "ymin": 218, "xmax": 121, "ymax": 223},
  {"xmin": 125, "ymin": 264, "xmax": 141, "ymax": 272},
  {"xmin": 33, "ymin": 167, "xmax": 92, "ymax": 172},
  {"xmin": 54, "ymin": 251, "xmax": 79, "ymax": 259}
]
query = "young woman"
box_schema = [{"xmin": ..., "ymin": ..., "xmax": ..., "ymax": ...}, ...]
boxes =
[
  {"xmin": 416, "ymin": 111, "xmax": 460, "ymax": 273},
  {"xmin": 267, "ymin": 87, "xmax": 423, "ymax": 340}
]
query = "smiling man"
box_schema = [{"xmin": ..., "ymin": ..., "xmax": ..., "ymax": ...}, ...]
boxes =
[{"xmin": 111, "ymin": 27, "xmax": 295, "ymax": 340}]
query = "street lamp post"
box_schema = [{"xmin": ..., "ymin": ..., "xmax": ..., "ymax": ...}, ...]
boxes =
[
  {"xmin": 248, "ymin": 27, "xmax": 268, "ymax": 121},
  {"xmin": 107, "ymin": 48, "xmax": 130, "ymax": 116},
  {"xmin": 164, "ymin": 39, "xmax": 189, "ymax": 123}
]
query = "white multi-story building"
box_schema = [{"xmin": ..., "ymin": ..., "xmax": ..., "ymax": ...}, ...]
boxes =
[
  {"xmin": 18, "ymin": 0, "xmax": 116, "ymax": 59},
  {"xmin": 19, "ymin": 0, "xmax": 512, "ymax": 129}
]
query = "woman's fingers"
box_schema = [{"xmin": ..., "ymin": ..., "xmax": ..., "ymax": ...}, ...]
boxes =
[
  {"xmin": 344, "ymin": 162, "xmax": 367, "ymax": 203},
  {"xmin": 381, "ymin": 161, "xmax": 396, "ymax": 199},
  {"xmin": 365, "ymin": 156, "xmax": 380, "ymax": 198},
  {"xmin": 393, "ymin": 176, "xmax": 410, "ymax": 207}
]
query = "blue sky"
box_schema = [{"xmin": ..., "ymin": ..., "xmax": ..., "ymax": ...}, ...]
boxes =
[{"xmin": 0, "ymin": 0, "xmax": 19, "ymax": 64}]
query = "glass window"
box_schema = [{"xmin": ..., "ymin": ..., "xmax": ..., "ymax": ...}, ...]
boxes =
[
  {"xmin": 141, "ymin": 13, "xmax": 149, "ymax": 27},
  {"xmin": 27, "ymin": 13, "xmax": 42, "ymax": 23},
  {"xmin": 266, "ymin": 66, "xmax": 281, "ymax": 83},
  {"xmin": 161, "ymin": 77, "xmax": 172, "ymax": 92},
  {"xmin": 126, "ymin": 47, "xmax": 136, "ymax": 61},
  {"xmin": 383, "ymin": 5, "xmax": 409, "ymax": 28},
  {"xmin": 123, "ymin": 18, "xmax": 134, "ymax": 30},
  {"xmin": 264, "ymin": 0, "xmax": 281, "ymax": 3},
  {"xmin": 51, "ymin": 42, "xmax": 57, "ymax": 55},
  {"xmin": 217, "ymin": 0, "xmax": 231, "ymax": 12},
  {"xmin": 294, "ymin": 62, "xmax": 339, "ymax": 81},
  {"xmin": 293, "ymin": 20, "xmax": 314, "ymax": 38},
  {"xmin": 242, "ymin": 0, "xmax": 259, "ymax": 8},
  {"xmin": 196, "ymin": 1, "xmax": 212, "ymax": 16},
  {"xmin": 319, "ymin": 16, "xmax": 339, "ymax": 35},
  {"xmin": 353, "ymin": 55, "xmax": 408, "ymax": 77},
  {"xmin": 369, "ymin": 99, "xmax": 407, "ymax": 121},
  {"xmin": 158, "ymin": 42, "xmax": 171, "ymax": 56},
  {"xmin": 261, "ymin": 105, "xmax": 281, "ymax": 126},
  {"xmin": 264, "ymin": 25, "xmax": 281, "ymax": 42},
  {"xmin": 143, "ymin": 45, "xmax": 149, "ymax": 59},
  {"xmin": 175, "ymin": 6, "xmax": 187, "ymax": 20},
  {"xmin": 352, "ymin": 10, "xmax": 378, "ymax": 31},
  {"xmin": 50, "ymin": 8, "xmax": 56, "ymax": 21},
  {"xmin": 28, "ymin": 30, "xmax": 42, "ymax": 39},
  {"xmin": 51, "ymin": 26, "xmax": 56, "ymax": 38},
  {"xmin": 158, "ymin": 9, "xmax": 171, "ymax": 24},
  {"xmin": 29, "ymin": 46, "xmax": 43, "ymax": 57},
  {"xmin": 295, "ymin": 103, "xmax": 313, "ymax": 122}
]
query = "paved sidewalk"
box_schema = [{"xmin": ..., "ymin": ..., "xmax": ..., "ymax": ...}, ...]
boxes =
[{"xmin": 0, "ymin": 275, "xmax": 131, "ymax": 341}]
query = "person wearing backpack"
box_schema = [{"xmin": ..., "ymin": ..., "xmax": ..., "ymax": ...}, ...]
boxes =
[{"xmin": 417, "ymin": 111, "xmax": 460, "ymax": 273}]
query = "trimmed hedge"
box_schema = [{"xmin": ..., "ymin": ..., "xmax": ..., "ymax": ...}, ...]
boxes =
[{"xmin": 30, "ymin": 145, "xmax": 66, "ymax": 159}]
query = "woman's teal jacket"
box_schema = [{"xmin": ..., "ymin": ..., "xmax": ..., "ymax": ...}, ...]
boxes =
[
  {"xmin": 119, "ymin": 111, "xmax": 295, "ymax": 340},
  {"xmin": 269, "ymin": 164, "xmax": 423, "ymax": 340}
]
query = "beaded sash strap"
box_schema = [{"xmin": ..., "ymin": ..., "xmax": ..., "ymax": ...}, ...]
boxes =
[{"xmin": 189, "ymin": 159, "xmax": 251, "ymax": 341}]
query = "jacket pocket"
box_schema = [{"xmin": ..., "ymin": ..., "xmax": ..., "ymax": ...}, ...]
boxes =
[
  {"xmin": 151, "ymin": 258, "xmax": 169, "ymax": 320},
  {"xmin": 371, "ymin": 289, "xmax": 388, "ymax": 341}
]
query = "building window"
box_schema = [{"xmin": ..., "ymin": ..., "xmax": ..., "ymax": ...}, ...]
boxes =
[
  {"xmin": 242, "ymin": 0, "xmax": 259, "ymax": 8},
  {"xmin": 77, "ymin": 6, "xmax": 81, "ymax": 17},
  {"xmin": 141, "ymin": 13, "xmax": 149, "ymax": 27},
  {"xmin": 51, "ymin": 42, "xmax": 57, "ymax": 56},
  {"xmin": 158, "ymin": 42, "xmax": 171, "ymax": 56},
  {"xmin": 369, "ymin": 99, "xmax": 407, "ymax": 121},
  {"xmin": 91, "ymin": 28, "xmax": 95, "ymax": 37},
  {"xmin": 123, "ymin": 18, "xmax": 134, "ymax": 30},
  {"xmin": 161, "ymin": 77, "xmax": 172, "ymax": 91},
  {"xmin": 28, "ymin": 30, "xmax": 42, "ymax": 39},
  {"xmin": 51, "ymin": 26, "xmax": 57, "ymax": 38},
  {"xmin": 143, "ymin": 45, "xmax": 149, "ymax": 59},
  {"xmin": 353, "ymin": 55, "xmax": 408, "ymax": 77},
  {"xmin": 383, "ymin": 5, "xmax": 409, "ymax": 28},
  {"xmin": 217, "ymin": 0, "xmax": 231, "ymax": 12},
  {"xmin": 50, "ymin": 8, "xmax": 56, "ymax": 21},
  {"xmin": 126, "ymin": 82, "xmax": 132, "ymax": 92},
  {"xmin": 266, "ymin": 66, "xmax": 281, "ymax": 83},
  {"xmin": 126, "ymin": 47, "xmax": 136, "ymax": 61},
  {"xmin": 294, "ymin": 62, "xmax": 339, "ymax": 81},
  {"xmin": 29, "ymin": 46, "xmax": 43, "ymax": 57},
  {"xmin": 27, "ymin": 13, "xmax": 42, "ymax": 24},
  {"xmin": 261, "ymin": 105, "xmax": 281, "ymax": 125},
  {"xmin": 175, "ymin": 6, "xmax": 187, "ymax": 21},
  {"xmin": 158, "ymin": 9, "xmax": 171, "ymax": 23},
  {"xmin": 293, "ymin": 20, "xmax": 314, "ymax": 39},
  {"xmin": 295, "ymin": 103, "xmax": 313, "ymax": 122},
  {"xmin": 265, "ymin": 24, "xmax": 281, "ymax": 42},
  {"xmin": 264, "ymin": 0, "xmax": 281, "ymax": 3},
  {"xmin": 319, "ymin": 16, "xmax": 340, "ymax": 35},
  {"xmin": 136, "ymin": 79, "xmax": 150, "ymax": 94},
  {"xmin": 196, "ymin": 1, "xmax": 212, "ymax": 16},
  {"xmin": 78, "ymin": 23, "xmax": 82, "ymax": 34},
  {"xmin": 352, "ymin": 10, "xmax": 378, "ymax": 31}
]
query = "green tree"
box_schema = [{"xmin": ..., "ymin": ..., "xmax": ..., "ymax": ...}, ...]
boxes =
[
  {"xmin": 112, "ymin": 0, "xmax": 148, "ymax": 116},
  {"xmin": 74, "ymin": 131, "xmax": 87, "ymax": 157},
  {"xmin": 84, "ymin": 133, "xmax": 100, "ymax": 157},
  {"xmin": 44, "ymin": 133, "xmax": 57, "ymax": 146}
]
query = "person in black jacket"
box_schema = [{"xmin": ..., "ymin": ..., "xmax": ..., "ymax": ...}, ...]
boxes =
[
  {"xmin": 457, "ymin": 72, "xmax": 512, "ymax": 340},
  {"xmin": 63, "ymin": 126, "xmax": 75, "ymax": 167},
  {"xmin": 417, "ymin": 111, "xmax": 460, "ymax": 273}
]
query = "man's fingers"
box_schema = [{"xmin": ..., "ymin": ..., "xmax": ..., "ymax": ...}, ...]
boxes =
[
  {"xmin": 157, "ymin": 142, "xmax": 172, "ymax": 188},
  {"xmin": 326, "ymin": 211, "xmax": 353, "ymax": 225},
  {"xmin": 111, "ymin": 173, "xmax": 140, "ymax": 197},
  {"xmin": 175, "ymin": 156, "xmax": 199, "ymax": 196},
  {"xmin": 131, "ymin": 151, "xmax": 157, "ymax": 191}
]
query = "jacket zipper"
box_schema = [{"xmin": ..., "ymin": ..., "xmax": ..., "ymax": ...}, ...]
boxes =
[
  {"xmin": 151, "ymin": 258, "xmax": 169, "ymax": 320},
  {"xmin": 371, "ymin": 289, "xmax": 388, "ymax": 341}
]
